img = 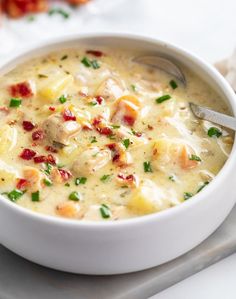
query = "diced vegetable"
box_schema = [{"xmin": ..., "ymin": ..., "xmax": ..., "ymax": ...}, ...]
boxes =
[
  {"xmin": 169, "ymin": 80, "xmax": 178, "ymax": 89},
  {"xmin": 184, "ymin": 192, "xmax": 193, "ymax": 200},
  {"xmin": 143, "ymin": 161, "xmax": 152, "ymax": 173},
  {"xmin": 31, "ymin": 191, "xmax": 40, "ymax": 202},
  {"xmin": 156, "ymin": 94, "xmax": 171, "ymax": 104},
  {"xmin": 69, "ymin": 191, "xmax": 80, "ymax": 201},
  {"xmin": 100, "ymin": 204, "xmax": 111, "ymax": 218},
  {"xmin": 7, "ymin": 189, "xmax": 24, "ymax": 202},
  {"xmin": 208, "ymin": 127, "xmax": 222, "ymax": 138},
  {"xmin": 75, "ymin": 177, "xmax": 87, "ymax": 185},
  {"xmin": 9, "ymin": 98, "xmax": 21, "ymax": 108}
]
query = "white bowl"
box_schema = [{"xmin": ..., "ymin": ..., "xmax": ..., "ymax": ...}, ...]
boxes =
[{"xmin": 0, "ymin": 33, "xmax": 235, "ymax": 275}]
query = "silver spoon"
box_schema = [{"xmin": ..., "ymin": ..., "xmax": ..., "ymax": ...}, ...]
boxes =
[
  {"xmin": 190, "ymin": 102, "xmax": 236, "ymax": 131},
  {"xmin": 133, "ymin": 55, "xmax": 186, "ymax": 85}
]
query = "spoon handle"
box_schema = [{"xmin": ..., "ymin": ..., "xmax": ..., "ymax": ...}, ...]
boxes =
[{"xmin": 189, "ymin": 102, "xmax": 236, "ymax": 131}]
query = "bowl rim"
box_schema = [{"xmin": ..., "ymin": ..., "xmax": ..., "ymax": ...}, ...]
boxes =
[{"xmin": 0, "ymin": 32, "xmax": 236, "ymax": 229}]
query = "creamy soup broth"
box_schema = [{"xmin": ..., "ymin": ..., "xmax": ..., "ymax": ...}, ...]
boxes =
[{"xmin": 0, "ymin": 47, "xmax": 233, "ymax": 221}]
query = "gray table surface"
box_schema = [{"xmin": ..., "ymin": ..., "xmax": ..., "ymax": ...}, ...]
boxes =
[{"xmin": 0, "ymin": 205, "xmax": 235, "ymax": 299}]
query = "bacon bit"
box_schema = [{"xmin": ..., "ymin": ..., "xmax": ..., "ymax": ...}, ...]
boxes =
[
  {"xmin": 117, "ymin": 173, "xmax": 137, "ymax": 187},
  {"xmin": 92, "ymin": 116, "xmax": 113, "ymax": 136},
  {"xmin": 106, "ymin": 143, "xmax": 120, "ymax": 162},
  {"xmin": 33, "ymin": 155, "xmax": 47, "ymax": 164},
  {"xmin": 9, "ymin": 81, "xmax": 33, "ymax": 98},
  {"xmin": 49, "ymin": 106, "xmax": 56, "ymax": 112},
  {"xmin": 123, "ymin": 115, "xmax": 135, "ymax": 126},
  {"xmin": 33, "ymin": 154, "xmax": 56, "ymax": 164},
  {"xmin": 86, "ymin": 50, "xmax": 103, "ymax": 57},
  {"xmin": 20, "ymin": 148, "xmax": 36, "ymax": 160},
  {"xmin": 106, "ymin": 143, "xmax": 116, "ymax": 151},
  {"xmin": 135, "ymin": 132, "xmax": 142, "ymax": 137},
  {"xmin": 62, "ymin": 109, "xmax": 77, "ymax": 121},
  {"xmin": 32, "ymin": 129, "xmax": 44, "ymax": 141},
  {"xmin": 95, "ymin": 96, "xmax": 104, "ymax": 105},
  {"xmin": 112, "ymin": 154, "xmax": 120, "ymax": 162},
  {"xmin": 3, "ymin": 0, "xmax": 48, "ymax": 18},
  {"xmin": 47, "ymin": 154, "xmax": 56, "ymax": 165},
  {"xmin": 8, "ymin": 120, "xmax": 17, "ymax": 126},
  {"xmin": 22, "ymin": 120, "xmax": 35, "ymax": 131},
  {"xmin": 147, "ymin": 125, "xmax": 154, "ymax": 130},
  {"xmin": 45, "ymin": 145, "xmax": 58, "ymax": 153},
  {"xmin": 31, "ymin": 142, "xmax": 37, "ymax": 147},
  {"xmin": 16, "ymin": 178, "xmax": 28, "ymax": 190},
  {"xmin": 82, "ymin": 124, "xmax": 93, "ymax": 131},
  {"xmin": 58, "ymin": 169, "xmax": 72, "ymax": 181}
]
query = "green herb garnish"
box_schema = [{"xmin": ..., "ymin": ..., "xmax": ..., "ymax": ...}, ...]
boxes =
[
  {"xmin": 100, "ymin": 204, "xmax": 111, "ymax": 219},
  {"xmin": 65, "ymin": 183, "xmax": 70, "ymax": 187},
  {"xmin": 169, "ymin": 80, "xmax": 178, "ymax": 89},
  {"xmin": 48, "ymin": 8, "xmax": 70, "ymax": 19},
  {"xmin": 61, "ymin": 55, "xmax": 68, "ymax": 61},
  {"xmin": 111, "ymin": 125, "xmax": 120, "ymax": 129},
  {"xmin": 131, "ymin": 84, "xmax": 137, "ymax": 92},
  {"xmin": 143, "ymin": 161, "xmax": 152, "ymax": 173},
  {"xmin": 7, "ymin": 189, "xmax": 24, "ymax": 202},
  {"xmin": 90, "ymin": 136, "xmax": 97, "ymax": 143},
  {"xmin": 189, "ymin": 154, "xmax": 201, "ymax": 162},
  {"xmin": 81, "ymin": 57, "xmax": 100, "ymax": 69},
  {"xmin": 156, "ymin": 94, "xmax": 171, "ymax": 104},
  {"xmin": 88, "ymin": 101, "xmax": 97, "ymax": 106},
  {"xmin": 69, "ymin": 191, "xmax": 80, "ymax": 201},
  {"xmin": 168, "ymin": 175, "xmax": 175, "ymax": 182},
  {"xmin": 122, "ymin": 138, "xmax": 130, "ymax": 149},
  {"xmin": 184, "ymin": 192, "xmax": 193, "ymax": 200},
  {"xmin": 197, "ymin": 181, "xmax": 209, "ymax": 193},
  {"xmin": 75, "ymin": 177, "xmax": 87, "ymax": 185},
  {"xmin": 43, "ymin": 163, "xmax": 53, "ymax": 175},
  {"xmin": 38, "ymin": 74, "xmax": 48, "ymax": 78},
  {"xmin": 9, "ymin": 98, "xmax": 22, "ymax": 108},
  {"xmin": 44, "ymin": 177, "xmax": 53, "ymax": 186},
  {"xmin": 27, "ymin": 15, "xmax": 35, "ymax": 22},
  {"xmin": 207, "ymin": 127, "xmax": 222, "ymax": 138},
  {"xmin": 58, "ymin": 95, "xmax": 67, "ymax": 104},
  {"xmin": 31, "ymin": 191, "xmax": 40, "ymax": 202},
  {"xmin": 100, "ymin": 174, "xmax": 112, "ymax": 183}
]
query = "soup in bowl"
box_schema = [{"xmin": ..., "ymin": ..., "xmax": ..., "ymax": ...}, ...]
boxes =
[{"xmin": 0, "ymin": 34, "xmax": 235, "ymax": 274}]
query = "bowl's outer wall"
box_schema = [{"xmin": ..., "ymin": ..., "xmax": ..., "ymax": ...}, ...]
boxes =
[{"xmin": 0, "ymin": 34, "xmax": 235, "ymax": 274}]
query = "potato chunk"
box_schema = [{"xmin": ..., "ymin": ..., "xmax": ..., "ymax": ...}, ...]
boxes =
[
  {"xmin": 128, "ymin": 179, "xmax": 170, "ymax": 214},
  {"xmin": 0, "ymin": 124, "xmax": 17, "ymax": 154},
  {"xmin": 72, "ymin": 147, "xmax": 111, "ymax": 176},
  {"xmin": 43, "ymin": 114, "xmax": 81, "ymax": 146},
  {"xmin": 39, "ymin": 74, "xmax": 74, "ymax": 102},
  {"xmin": 0, "ymin": 160, "xmax": 18, "ymax": 187}
]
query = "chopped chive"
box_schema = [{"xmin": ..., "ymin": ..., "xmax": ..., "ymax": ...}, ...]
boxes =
[
  {"xmin": 44, "ymin": 177, "xmax": 53, "ymax": 186},
  {"xmin": 90, "ymin": 136, "xmax": 97, "ymax": 143},
  {"xmin": 31, "ymin": 191, "xmax": 40, "ymax": 202},
  {"xmin": 207, "ymin": 127, "xmax": 222, "ymax": 138},
  {"xmin": 43, "ymin": 163, "xmax": 53, "ymax": 175},
  {"xmin": 184, "ymin": 192, "xmax": 193, "ymax": 200},
  {"xmin": 48, "ymin": 8, "xmax": 70, "ymax": 19},
  {"xmin": 7, "ymin": 189, "xmax": 24, "ymax": 202},
  {"xmin": 111, "ymin": 125, "xmax": 120, "ymax": 129},
  {"xmin": 81, "ymin": 56, "xmax": 92, "ymax": 67},
  {"xmin": 38, "ymin": 74, "xmax": 48, "ymax": 78},
  {"xmin": 75, "ymin": 177, "xmax": 87, "ymax": 185},
  {"xmin": 122, "ymin": 138, "xmax": 130, "ymax": 149},
  {"xmin": 155, "ymin": 94, "xmax": 171, "ymax": 104},
  {"xmin": 100, "ymin": 204, "xmax": 111, "ymax": 219},
  {"xmin": 197, "ymin": 181, "xmax": 209, "ymax": 193},
  {"xmin": 131, "ymin": 84, "xmax": 137, "ymax": 92},
  {"xmin": 168, "ymin": 175, "xmax": 175, "ymax": 182},
  {"xmin": 81, "ymin": 57, "xmax": 100, "ymax": 69},
  {"xmin": 100, "ymin": 174, "xmax": 112, "ymax": 183},
  {"xmin": 88, "ymin": 101, "xmax": 97, "ymax": 106},
  {"xmin": 91, "ymin": 60, "xmax": 100, "ymax": 69},
  {"xmin": 61, "ymin": 55, "xmax": 68, "ymax": 61},
  {"xmin": 58, "ymin": 95, "xmax": 67, "ymax": 104},
  {"xmin": 65, "ymin": 183, "xmax": 70, "ymax": 187},
  {"xmin": 189, "ymin": 154, "xmax": 201, "ymax": 162},
  {"xmin": 9, "ymin": 98, "xmax": 22, "ymax": 108},
  {"xmin": 69, "ymin": 191, "xmax": 80, "ymax": 201},
  {"xmin": 143, "ymin": 161, "xmax": 152, "ymax": 173},
  {"xmin": 169, "ymin": 80, "xmax": 178, "ymax": 89}
]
